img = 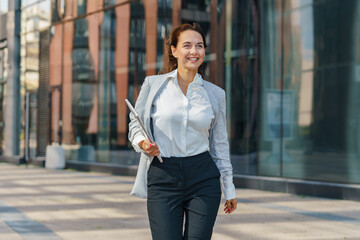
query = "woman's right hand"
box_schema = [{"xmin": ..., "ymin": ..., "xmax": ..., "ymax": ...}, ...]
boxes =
[{"xmin": 138, "ymin": 139, "xmax": 160, "ymax": 156}]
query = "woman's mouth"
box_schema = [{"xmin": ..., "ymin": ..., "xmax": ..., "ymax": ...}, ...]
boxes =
[{"xmin": 188, "ymin": 57, "xmax": 199, "ymax": 62}]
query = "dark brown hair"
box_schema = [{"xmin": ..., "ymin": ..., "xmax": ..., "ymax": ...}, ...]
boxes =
[{"xmin": 161, "ymin": 23, "xmax": 207, "ymax": 78}]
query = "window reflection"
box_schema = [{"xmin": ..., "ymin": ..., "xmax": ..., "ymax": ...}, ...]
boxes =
[
  {"xmin": 0, "ymin": 47, "xmax": 7, "ymax": 155},
  {"xmin": 128, "ymin": 2, "xmax": 146, "ymax": 106},
  {"xmin": 157, "ymin": 3, "xmax": 172, "ymax": 73},
  {"xmin": 77, "ymin": 0, "xmax": 87, "ymax": 15},
  {"xmin": 42, "ymin": 0, "xmax": 360, "ymax": 184},
  {"xmin": 22, "ymin": 0, "xmax": 40, "ymax": 7},
  {"xmin": 182, "ymin": 0, "xmax": 210, "ymax": 11},
  {"xmin": 19, "ymin": 1, "xmax": 51, "ymax": 160},
  {"xmin": 20, "ymin": 1, "xmax": 51, "ymax": 91},
  {"xmin": 159, "ymin": 0, "xmax": 172, "ymax": 9},
  {"xmin": 71, "ymin": 17, "xmax": 96, "ymax": 160},
  {"xmin": 0, "ymin": 1, "xmax": 8, "ymax": 13},
  {"xmin": 98, "ymin": 9, "xmax": 117, "ymax": 153},
  {"xmin": 22, "ymin": 2, "xmax": 51, "ymax": 34}
]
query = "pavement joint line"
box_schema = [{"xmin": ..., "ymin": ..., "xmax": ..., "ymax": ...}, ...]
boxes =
[
  {"xmin": 51, "ymin": 169, "xmax": 135, "ymax": 185},
  {"xmin": 238, "ymin": 198, "xmax": 360, "ymax": 226},
  {"xmin": 0, "ymin": 200, "xmax": 63, "ymax": 240}
]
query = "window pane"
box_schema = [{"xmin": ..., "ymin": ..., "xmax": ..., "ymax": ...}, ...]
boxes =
[
  {"xmin": 21, "ymin": 0, "xmax": 51, "ymax": 34},
  {"xmin": 0, "ymin": 1, "xmax": 8, "ymax": 13},
  {"xmin": 22, "ymin": 0, "xmax": 39, "ymax": 7}
]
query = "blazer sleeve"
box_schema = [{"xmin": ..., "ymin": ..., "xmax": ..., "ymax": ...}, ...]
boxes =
[
  {"xmin": 128, "ymin": 77, "xmax": 150, "ymax": 153},
  {"xmin": 209, "ymin": 89, "xmax": 236, "ymax": 200}
]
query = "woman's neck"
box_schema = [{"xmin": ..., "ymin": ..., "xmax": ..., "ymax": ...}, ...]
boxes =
[
  {"xmin": 177, "ymin": 67, "xmax": 197, "ymax": 85},
  {"xmin": 176, "ymin": 67, "xmax": 198, "ymax": 96}
]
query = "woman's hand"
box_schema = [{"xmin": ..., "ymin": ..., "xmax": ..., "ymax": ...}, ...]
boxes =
[
  {"xmin": 224, "ymin": 198, "xmax": 237, "ymax": 214},
  {"xmin": 138, "ymin": 139, "xmax": 160, "ymax": 156}
]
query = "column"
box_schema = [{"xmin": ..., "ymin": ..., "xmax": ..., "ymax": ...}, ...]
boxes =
[{"xmin": 4, "ymin": 0, "xmax": 21, "ymax": 156}]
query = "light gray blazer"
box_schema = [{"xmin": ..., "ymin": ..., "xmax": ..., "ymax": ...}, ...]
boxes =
[{"xmin": 128, "ymin": 70, "xmax": 236, "ymax": 200}]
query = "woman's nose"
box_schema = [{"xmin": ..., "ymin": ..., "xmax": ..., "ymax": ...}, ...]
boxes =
[{"xmin": 190, "ymin": 46, "xmax": 197, "ymax": 54}]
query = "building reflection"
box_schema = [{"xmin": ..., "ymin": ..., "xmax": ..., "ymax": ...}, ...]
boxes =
[
  {"xmin": 46, "ymin": 0, "xmax": 259, "ymax": 166},
  {"xmin": 0, "ymin": 0, "xmax": 354, "ymax": 190},
  {"xmin": 20, "ymin": 1, "xmax": 51, "ymax": 159},
  {"xmin": 0, "ymin": 45, "xmax": 7, "ymax": 154}
]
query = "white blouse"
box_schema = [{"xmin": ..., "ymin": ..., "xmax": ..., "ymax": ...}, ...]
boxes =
[
  {"xmin": 130, "ymin": 69, "xmax": 236, "ymax": 200},
  {"xmin": 149, "ymin": 70, "xmax": 214, "ymax": 157}
]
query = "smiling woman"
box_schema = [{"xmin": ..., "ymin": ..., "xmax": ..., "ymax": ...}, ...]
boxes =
[{"xmin": 128, "ymin": 23, "xmax": 237, "ymax": 240}]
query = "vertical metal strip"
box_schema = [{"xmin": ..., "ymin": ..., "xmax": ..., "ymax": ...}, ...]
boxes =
[
  {"xmin": 25, "ymin": 92, "xmax": 30, "ymax": 161},
  {"xmin": 225, "ymin": 0, "xmax": 232, "ymax": 137}
]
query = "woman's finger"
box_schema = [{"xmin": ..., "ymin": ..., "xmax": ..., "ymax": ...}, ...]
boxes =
[
  {"xmin": 224, "ymin": 199, "xmax": 237, "ymax": 214},
  {"xmin": 146, "ymin": 142, "xmax": 160, "ymax": 156},
  {"xmin": 224, "ymin": 201, "xmax": 231, "ymax": 213},
  {"xmin": 148, "ymin": 149, "xmax": 160, "ymax": 156}
]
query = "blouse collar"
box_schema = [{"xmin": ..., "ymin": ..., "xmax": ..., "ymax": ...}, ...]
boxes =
[{"xmin": 169, "ymin": 69, "xmax": 204, "ymax": 86}]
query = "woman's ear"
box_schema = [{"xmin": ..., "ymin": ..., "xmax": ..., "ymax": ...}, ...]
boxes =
[{"xmin": 171, "ymin": 45, "xmax": 177, "ymax": 58}]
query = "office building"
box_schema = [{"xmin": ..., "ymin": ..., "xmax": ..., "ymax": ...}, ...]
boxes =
[{"xmin": 1, "ymin": 0, "xmax": 359, "ymax": 200}]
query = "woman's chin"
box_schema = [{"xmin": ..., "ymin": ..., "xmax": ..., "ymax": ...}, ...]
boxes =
[{"xmin": 183, "ymin": 64, "xmax": 201, "ymax": 71}]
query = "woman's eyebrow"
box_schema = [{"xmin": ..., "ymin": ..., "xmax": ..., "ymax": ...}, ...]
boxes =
[{"xmin": 182, "ymin": 41, "xmax": 204, "ymax": 45}]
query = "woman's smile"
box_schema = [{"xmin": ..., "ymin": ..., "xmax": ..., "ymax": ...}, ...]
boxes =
[{"xmin": 187, "ymin": 56, "xmax": 199, "ymax": 63}]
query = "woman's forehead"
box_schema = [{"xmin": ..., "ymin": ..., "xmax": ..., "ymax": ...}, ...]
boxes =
[{"xmin": 178, "ymin": 30, "xmax": 203, "ymax": 43}]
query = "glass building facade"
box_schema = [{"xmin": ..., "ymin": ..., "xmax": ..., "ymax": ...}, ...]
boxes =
[
  {"xmin": 20, "ymin": 0, "xmax": 51, "ymax": 159},
  {"xmin": 1, "ymin": 0, "xmax": 360, "ymax": 197}
]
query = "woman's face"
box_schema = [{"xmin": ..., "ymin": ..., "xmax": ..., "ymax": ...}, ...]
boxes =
[{"xmin": 171, "ymin": 30, "xmax": 205, "ymax": 72}]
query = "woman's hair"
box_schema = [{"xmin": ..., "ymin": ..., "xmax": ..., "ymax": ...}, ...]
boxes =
[{"xmin": 161, "ymin": 23, "xmax": 207, "ymax": 78}]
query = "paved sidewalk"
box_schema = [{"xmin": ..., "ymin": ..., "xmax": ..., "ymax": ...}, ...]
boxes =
[{"xmin": 1, "ymin": 162, "xmax": 360, "ymax": 240}]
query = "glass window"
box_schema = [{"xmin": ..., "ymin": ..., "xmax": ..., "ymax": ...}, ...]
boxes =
[
  {"xmin": 0, "ymin": 47, "xmax": 7, "ymax": 83},
  {"xmin": 51, "ymin": 0, "xmax": 64, "ymax": 23},
  {"xmin": 258, "ymin": 0, "xmax": 360, "ymax": 184},
  {"xmin": 281, "ymin": 0, "xmax": 360, "ymax": 182},
  {"xmin": 21, "ymin": 0, "xmax": 51, "ymax": 34},
  {"xmin": 0, "ymin": 1, "xmax": 8, "ymax": 13},
  {"xmin": 71, "ymin": 17, "xmax": 96, "ymax": 155},
  {"xmin": 98, "ymin": 9, "xmax": 116, "ymax": 156},
  {"xmin": 283, "ymin": 0, "xmax": 314, "ymax": 10},
  {"xmin": 41, "ymin": 0, "xmax": 360, "ymax": 186},
  {"xmin": 20, "ymin": 32, "xmax": 40, "ymax": 91},
  {"xmin": 77, "ymin": 0, "xmax": 87, "ymax": 15},
  {"xmin": 22, "ymin": 0, "xmax": 38, "ymax": 7},
  {"xmin": 222, "ymin": 0, "xmax": 260, "ymax": 175},
  {"xmin": 159, "ymin": 0, "xmax": 172, "ymax": 9},
  {"xmin": 103, "ymin": 0, "xmax": 117, "ymax": 7},
  {"xmin": 156, "ymin": 17, "xmax": 172, "ymax": 73},
  {"xmin": 55, "ymin": 3, "xmax": 145, "ymax": 164},
  {"xmin": 182, "ymin": 0, "xmax": 210, "ymax": 11},
  {"xmin": 0, "ymin": 47, "xmax": 6, "ymax": 155},
  {"xmin": 0, "ymin": 82, "xmax": 5, "ymax": 154}
]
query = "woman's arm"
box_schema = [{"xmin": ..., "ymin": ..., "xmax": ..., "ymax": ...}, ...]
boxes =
[
  {"xmin": 128, "ymin": 77, "xmax": 150, "ymax": 153},
  {"xmin": 209, "ymin": 89, "xmax": 237, "ymax": 202}
]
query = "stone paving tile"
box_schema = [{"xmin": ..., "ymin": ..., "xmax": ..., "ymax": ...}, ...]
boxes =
[
  {"xmin": 1, "ymin": 162, "xmax": 360, "ymax": 240},
  {"xmin": 0, "ymin": 219, "xmax": 23, "ymax": 240}
]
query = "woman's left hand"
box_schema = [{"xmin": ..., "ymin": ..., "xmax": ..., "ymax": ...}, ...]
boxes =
[{"xmin": 224, "ymin": 198, "xmax": 237, "ymax": 214}]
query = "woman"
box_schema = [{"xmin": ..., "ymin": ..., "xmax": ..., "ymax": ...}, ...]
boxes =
[{"xmin": 128, "ymin": 23, "xmax": 237, "ymax": 240}]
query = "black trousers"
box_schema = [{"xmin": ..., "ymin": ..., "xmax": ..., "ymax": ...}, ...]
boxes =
[{"xmin": 147, "ymin": 151, "xmax": 221, "ymax": 240}]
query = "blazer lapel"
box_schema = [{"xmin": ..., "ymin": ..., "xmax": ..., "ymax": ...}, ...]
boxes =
[{"xmin": 143, "ymin": 72, "xmax": 174, "ymax": 141}]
